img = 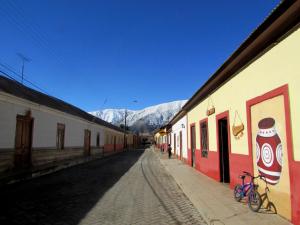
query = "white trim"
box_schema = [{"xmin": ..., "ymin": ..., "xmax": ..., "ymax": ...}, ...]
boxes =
[
  {"xmin": 261, "ymin": 143, "xmax": 274, "ymax": 167},
  {"xmin": 265, "ymin": 177, "xmax": 280, "ymax": 184},
  {"xmin": 256, "ymin": 142, "xmax": 260, "ymax": 163},
  {"xmin": 258, "ymin": 166, "xmax": 281, "ymax": 177},
  {"xmin": 276, "ymin": 143, "xmax": 283, "ymax": 166},
  {"xmin": 258, "ymin": 127, "xmax": 277, "ymax": 137}
]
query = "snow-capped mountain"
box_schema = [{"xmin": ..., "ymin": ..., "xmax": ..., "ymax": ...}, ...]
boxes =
[{"xmin": 89, "ymin": 100, "xmax": 187, "ymax": 133}]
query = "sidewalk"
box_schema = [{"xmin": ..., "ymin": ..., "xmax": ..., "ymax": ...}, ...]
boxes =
[{"xmin": 154, "ymin": 149, "xmax": 291, "ymax": 225}]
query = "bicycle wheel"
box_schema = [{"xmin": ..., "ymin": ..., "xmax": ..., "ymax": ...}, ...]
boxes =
[
  {"xmin": 248, "ymin": 190, "xmax": 262, "ymax": 212},
  {"xmin": 234, "ymin": 184, "xmax": 243, "ymax": 202}
]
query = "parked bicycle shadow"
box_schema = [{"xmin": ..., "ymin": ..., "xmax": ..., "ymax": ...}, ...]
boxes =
[
  {"xmin": 258, "ymin": 191, "xmax": 277, "ymax": 214},
  {"xmin": 257, "ymin": 175, "xmax": 278, "ymax": 215}
]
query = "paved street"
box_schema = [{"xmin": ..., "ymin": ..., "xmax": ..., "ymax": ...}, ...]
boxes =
[{"xmin": 0, "ymin": 149, "xmax": 206, "ymax": 225}]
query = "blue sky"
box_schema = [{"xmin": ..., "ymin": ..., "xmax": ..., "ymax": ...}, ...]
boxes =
[{"xmin": 0, "ymin": 0, "xmax": 280, "ymax": 111}]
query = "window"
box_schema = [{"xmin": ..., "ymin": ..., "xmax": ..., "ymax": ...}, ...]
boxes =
[
  {"xmin": 200, "ymin": 121, "xmax": 208, "ymax": 158},
  {"xmin": 96, "ymin": 132, "xmax": 100, "ymax": 147},
  {"xmin": 57, "ymin": 123, "xmax": 65, "ymax": 150}
]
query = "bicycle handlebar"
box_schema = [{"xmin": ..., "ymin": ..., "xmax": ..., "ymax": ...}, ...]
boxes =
[
  {"xmin": 242, "ymin": 171, "xmax": 251, "ymax": 176},
  {"xmin": 242, "ymin": 171, "xmax": 265, "ymax": 180}
]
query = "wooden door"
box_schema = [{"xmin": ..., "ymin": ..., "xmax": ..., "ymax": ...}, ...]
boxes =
[
  {"xmin": 57, "ymin": 123, "xmax": 65, "ymax": 150},
  {"xmin": 15, "ymin": 114, "xmax": 33, "ymax": 168},
  {"xmin": 84, "ymin": 129, "xmax": 91, "ymax": 155}
]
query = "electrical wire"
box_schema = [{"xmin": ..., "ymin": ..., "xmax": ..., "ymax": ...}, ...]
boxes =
[
  {"xmin": 0, "ymin": 1, "xmax": 64, "ymax": 66},
  {"xmin": 0, "ymin": 61, "xmax": 50, "ymax": 95}
]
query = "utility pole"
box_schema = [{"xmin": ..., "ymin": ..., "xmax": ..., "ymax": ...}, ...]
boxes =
[
  {"xmin": 17, "ymin": 53, "xmax": 31, "ymax": 84},
  {"xmin": 123, "ymin": 100, "xmax": 137, "ymax": 150},
  {"xmin": 124, "ymin": 109, "xmax": 127, "ymax": 149}
]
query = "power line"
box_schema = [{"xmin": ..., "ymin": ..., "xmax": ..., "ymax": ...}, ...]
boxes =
[
  {"xmin": 0, "ymin": 69, "xmax": 18, "ymax": 82},
  {"xmin": 0, "ymin": 1, "xmax": 65, "ymax": 66},
  {"xmin": 7, "ymin": 1, "xmax": 64, "ymax": 65},
  {"xmin": 0, "ymin": 60, "xmax": 50, "ymax": 95}
]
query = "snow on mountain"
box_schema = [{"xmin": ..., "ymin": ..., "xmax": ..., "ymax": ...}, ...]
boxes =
[
  {"xmin": 89, "ymin": 100, "xmax": 187, "ymax": 133},
  {"xmin": 90, "ymin": 109, "xmax": 135, "ymax": 125}
]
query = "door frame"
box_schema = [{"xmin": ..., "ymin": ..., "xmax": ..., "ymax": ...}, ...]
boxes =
[
  {"xmin": 174, "ymin": 133, "xmax": 176, "ymax": 156},
  {"xmin": 216, "ymin": 111, "xmax": 231, "ymax": 183},
  {"xmin": 14, "ymin": 112, "xmax": 34, "ymax": 168},
  {"xmin": 190, "ymin": 123, "xmax": 196, "ymax": 167}
]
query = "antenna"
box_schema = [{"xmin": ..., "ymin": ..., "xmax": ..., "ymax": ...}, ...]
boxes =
[
  {"xmin": 101, "ymin": 98, "xmax": 108, "ymax": 109},
  {"xmin": 17, "ymin": 53, "xmax": 31, "ymax": 84}
]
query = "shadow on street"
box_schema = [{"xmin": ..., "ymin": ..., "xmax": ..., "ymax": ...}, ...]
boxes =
[{"xmin": 0, "ymin": 150, "xmax": 145, "ymax": 225}]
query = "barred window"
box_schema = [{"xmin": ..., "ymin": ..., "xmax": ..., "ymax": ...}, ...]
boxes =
[{"xmin": 200, "ymin": 121, "xmax": 208, "ymax": 158}]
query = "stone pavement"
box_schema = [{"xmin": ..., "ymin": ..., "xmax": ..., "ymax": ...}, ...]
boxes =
[
  {"xmin": 0, "ymin": 149, "xmax": 206, "ymax": 225},
  {"xmin": 0, "ymin": 149, "xmax": 119, "ymax": 187},
  {"xmin": 155, "ymin": 148, "xmax": 292, "ymax": 225}
]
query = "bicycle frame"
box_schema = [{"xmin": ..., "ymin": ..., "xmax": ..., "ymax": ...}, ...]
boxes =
[
  {"xmin": 240, "ymin": 179, "xmax": 255, "ymax": 198},
  {"xmin": 238, "ymin": 171, "xmax": 259, "ymax": 198},
  {"xmin": 234, "ymin": 171, "xmax": 263, "ymax": 212}
]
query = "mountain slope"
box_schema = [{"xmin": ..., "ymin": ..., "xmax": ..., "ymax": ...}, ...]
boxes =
[{"xmin": 89, "ymin": 100, "xmax": 187, "ymax": 133}]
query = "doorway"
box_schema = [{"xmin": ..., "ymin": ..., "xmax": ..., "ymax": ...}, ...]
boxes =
[
  {"xmin": 84, "ymin": 129, "xmax": 91, "ymax": 155},
  {"xmin": 114, "ymin": 136, "xmax": 116, "ymax": 151},
  {"xmin": 15, "ymin": 114, "xmax": 33, "ymax": 168},
  {"xmin": 180, "ymin": 131, "xmax": 182, "ymax": 160},
  {"xmin": 191, "ymin": 125, "xmax": 196, "ymax": 167},
  {"xmin": 174, "ymin": 133, "xmax": 176, "ymax": 156},
  {"xmin": 218, "ymin": 118, "xmax": 230, "ymax": 183}
]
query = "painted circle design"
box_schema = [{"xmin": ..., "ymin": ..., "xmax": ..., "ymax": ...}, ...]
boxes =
[
  {"xmin": 276, "ymin": 143, "xmax": 283, "ymax": 166},
  {"xmin": 261, "ymin": 143, "xmax": 274, "ymax": 168},
  {"xmin": 256, "ymin": 142, "xmax": 260, "ymax": 163}
]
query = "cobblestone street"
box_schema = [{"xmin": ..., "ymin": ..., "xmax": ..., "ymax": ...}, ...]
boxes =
[{"xmin": 0, "ymin": 149, "xmax": 206, "ymax": 225}]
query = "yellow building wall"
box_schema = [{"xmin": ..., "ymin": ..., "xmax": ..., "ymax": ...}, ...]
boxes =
[{"xmin": 187, "ymin": 26, "xmax": 300, "ymax": 161}]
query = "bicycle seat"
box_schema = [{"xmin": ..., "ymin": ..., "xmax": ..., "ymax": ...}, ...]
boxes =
[{"xmin": 239, "ymin": 175, "xmax": 246, "ymax": 179}]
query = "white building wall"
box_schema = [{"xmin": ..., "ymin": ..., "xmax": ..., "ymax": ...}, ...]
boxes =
[
  {"xmin": 0, "ymin": 92, "xmax": 121, "ymax": 150},
  {"xmin": 171, "ymin": 115, "xmax": 188, "ymax": 159},
  {"xmin": 0, "ymin": 98, "xmax": 17, "ymax": 149}
]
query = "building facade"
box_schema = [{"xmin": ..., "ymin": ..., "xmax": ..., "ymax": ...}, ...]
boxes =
[
  {"xmin": 170, "ymin": 114, "xmax": 188, "ymax": 161},
  {"xmin": 0, "ymin": 76, "xmax": 132, "ymax": 174},
  {"xmin": 154, "ymin": 126, "xmax": 168, "ymax": 151},
  {"xmin": 160, "ymin": 2, "xmax": 300, "ymax": 223}
]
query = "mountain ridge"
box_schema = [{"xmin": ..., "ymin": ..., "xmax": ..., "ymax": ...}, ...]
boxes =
[{"xmin": 89, "ymin": 100, "xmax": 187, "ymax": 134}]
